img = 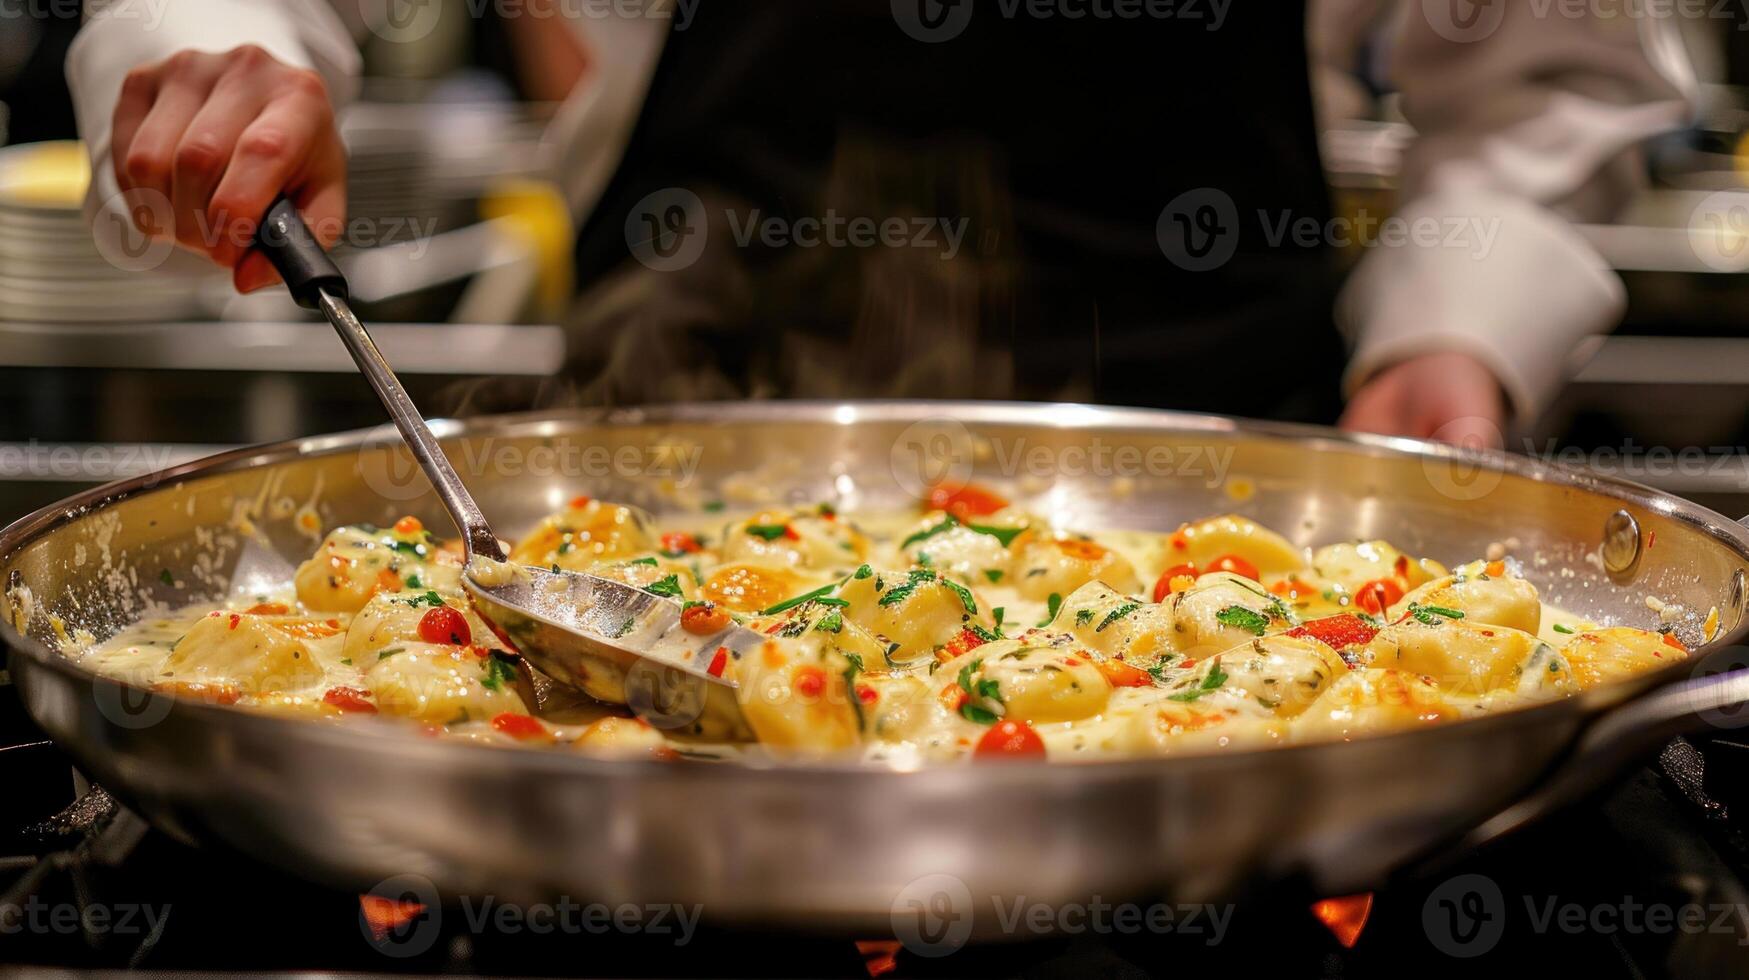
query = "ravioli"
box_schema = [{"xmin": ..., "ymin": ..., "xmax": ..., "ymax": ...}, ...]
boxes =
[{"xmin": 79, "ymin": 486, "xmax": 1690, "ymax": 764}]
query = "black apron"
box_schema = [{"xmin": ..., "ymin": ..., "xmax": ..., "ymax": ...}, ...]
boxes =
[{"xmin": 560, "ymin": 2, "xmax": 1346, "ymax": 423}]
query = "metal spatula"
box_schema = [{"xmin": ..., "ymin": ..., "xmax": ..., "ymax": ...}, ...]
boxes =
[{"xmin": 253, "ymin": 197, "xmax": 755, "ymax": 739}]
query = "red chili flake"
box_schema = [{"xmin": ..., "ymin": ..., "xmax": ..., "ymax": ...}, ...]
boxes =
[
  {"xmin": 227, "ymin": 614, "xmax": 241, "ymax": 630},
  {"xmin": 856, "ymin": 684, "xmax": 879, "ymax": 705},
  {"xmin": 707, "ymin": 646, "xmax": 729, "ymax": 677},
  {"xmin": 322, "ymin": 686, "xmax": 377, "ymax": 713}
]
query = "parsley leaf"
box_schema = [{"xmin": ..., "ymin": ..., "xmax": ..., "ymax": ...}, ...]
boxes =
[
  {"xmin": 984, "ymin": 569, "xmax": 1005, "ymax": 583},
  {"xmin": 761, "ymin": 583, "xmax": 838, "ymax": 615},
  {"xmin": 745, "ymin": 523, "xmax": 790, "ymax": 541},
  {"xmin": 644, "ymin": 575, "xmax": 684, "ymax": 599},
  {"xmin": 1408, "ymin": 603, "xmax": 1466, "ymax": 626},
  {"xmin": 815, "ymin": 609, "xmax": 844, "ymax": 633},
  {"xmin": 1215, "ymin": 605, "xmax": 1270, "ymax": 636},
  {"xmin": 158, "ymin": 569, "xmax": 174, "ymax": 587},
  {"xmin": 1168, "ymin": 662, "xmax": 1230, "ymax": 702},
  {"xmin": 629, "ymin": 556, "xmax": 659, "ymax": 567},
  {"xmin": 1096, "ymin": 602, "xmax": 1140, "ymax": 632},
  {"xmin": 480, "ymin": 652, "xmax": 519, "ymax": 691},
  {"xmin": 901, "ymin": 515, "xmax": 960, "ymax": 550},
  {"xmin": 853, "ymin": 564, "xmax": 873, "ymax": 580},
  {"xmin": 1076, "ymin": 609, "xmax": 1095, "ymax": 627},
  {"xmin": 1037, "ymin": 593, "xmax": 1062, "ymax": 627},
  {"xmin": 401, "ymin": 590, "xmax": 445, "ymax": 608},
  {"xmin": 942, "ymin": 578, "xmax": 977, "ymax": 615},
  {"xmin": 1552, "ymin": 623, "xmax": 1575, "ymax": 635},
  {"xmin": 968, "ymin": 524, "xmax": 1026, "ymax": 547}
]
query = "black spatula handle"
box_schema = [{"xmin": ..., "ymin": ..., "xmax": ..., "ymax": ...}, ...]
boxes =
[{"xmin": 254, "ymin": 195, "xmax": 347, "ymax": 309}]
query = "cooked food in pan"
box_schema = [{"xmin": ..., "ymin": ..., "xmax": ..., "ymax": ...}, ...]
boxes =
[{"xmin": 79, "ymin": 486, "xmax": 1694, "ymax": 762}]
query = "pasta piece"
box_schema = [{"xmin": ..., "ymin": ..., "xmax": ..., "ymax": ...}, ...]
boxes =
[
  {"xmin": 163, "ymin": 610, "xmax": 326, "ymax": 692},
  {"xmin": 1165, "ymin": 571, "xmax": 1292, "ymax": 657},
  {"xmin": 572, "ymin": 716, "xmax": 675, "ymax": 760},
  {"xmin": 1011, "ymin": 534, "xmax": 1141, "ymax": 601},
  {"xmin": 835, "ymin": 566, "xmax": 992, "ymax": 666},
  {"xmin": 1172, "ymin": 634, "xmax": 1347, "ymax": 718},
  {"xmin": 582, "ymin": 556, "xmax": 699, "ymax": 602},
  {"xmin": 700, "ymin": 562, "xmax": 812, "ymax": 614},
  {"xmin": 1391, "ymin": 562, "xmax": 1540, "ymax": 635},
  {"xmin": 341, "ymin": 590, "xmax": 505, "ymax": 663},
  {"xmin": 509, "ymin": 497, "xmax": 656, "ymax": 570},
  {"xmin": 1308, "ymin": 540, "xmax": 1444, "ymax": 594},
  {"xmin": 1293, "ymin": 669, "xmax": 1458, "ymax": 742},
  {"xmin": 1164, "ymin": 515, "xmax": 1304, "ymax": 578},
  {"xmin": 1049, "ymin": 582, "xmax": 1176, "ymax": 669},
  {"xmin": 294, "ymin": 520, "xmax": 459, "ymax": 613},
  {"xmin": 897, "ymin": 512, "xmax": 1024, "ymax": 584},
  {"xmin": 936, "ymin": 637, "xmax": 1112, "ymax": 725},
  {"xmin": 732, "ymin": 602, "xmax": 879, "ymax": 754},
  {"xmin": 363, "ymin": 642, "xmax": 527, "ymax": 724},
  {"xmin": 1118, "ymin": 704, "xmax": 1287, "ymax": 756},
  {"xmin": 718, "ymin": 509, "xmax": 868, "ymax": 570},
  {"xmin": 1559, "ymin": 627, "xmax": 1688, "ymax": 691},
  {"xmin": 1363, "ymin": 619, "xmax": 1550, "ymax": 696}
]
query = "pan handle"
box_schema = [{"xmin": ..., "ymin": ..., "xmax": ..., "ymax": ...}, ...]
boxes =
[
  {"xmin": 1459, "ymin": 661, "xmax": 1749, "ymax": 850},
  {"xmin": 253, "ymin": 196, "xmax": 347, "ymax": 310}
]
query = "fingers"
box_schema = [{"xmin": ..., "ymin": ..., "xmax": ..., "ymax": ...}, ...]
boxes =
[
  {"xmin": 205, "ymin": 78, "xmax": 337, "ymax": 270},
  {"xmin": 117, "ymin": 52, "xmax": 225, "ymax": 236},
  {"xmin": 110, "ymin": 66, "xmax": 158, "ymax": 193},
  {"xmin": 170, "ymin": 63, "xmax": 278, "ymax": 254}
]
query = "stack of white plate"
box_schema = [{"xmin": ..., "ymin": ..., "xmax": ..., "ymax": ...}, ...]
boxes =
[{"xmin": 0, "ymin": 141, "xmax": 205, "ymax": 323}]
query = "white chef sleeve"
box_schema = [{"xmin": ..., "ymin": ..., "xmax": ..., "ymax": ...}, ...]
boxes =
[
  {"xmin": 1338, "ymin": 4, "xmax": 1696, "ymax": 420},
  {"xmin": 66, "ymin": 0, "xmax": 360, "ymax": 268}
]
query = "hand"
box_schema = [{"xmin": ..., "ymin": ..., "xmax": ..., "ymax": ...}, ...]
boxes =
[
  {"xmin": 1339, "ymin": 352, "xmax": 1508, "ymax": 449},
  {"xmin": 112, "ymin": 45, "xmax": 346, "ymax": 293}
]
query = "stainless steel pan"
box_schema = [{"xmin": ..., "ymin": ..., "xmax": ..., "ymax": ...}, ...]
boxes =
[{"xmin": 5, "ymin": 401, "xmax": 1749, "ymax": 936}]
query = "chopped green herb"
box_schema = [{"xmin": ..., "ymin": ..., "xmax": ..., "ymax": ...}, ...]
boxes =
[
  {"xmin": 1552, "ymin": 623, "xmax": 1575, "ymax": 635},
  {"xmin": 480, "ymin": 652, "xmax": 518, "ymax": 691},
  {"xmin": 745, "ymin": 523, "xmax": 790, "ymax": 541},
  {"xmin": 969, "ymin": 623, "xmax": 1000, "ymax": 643},
  {"xmin": 984, "ymin": 569, "xmax": 1005, "ymax": 584},
  {"xmin": 853, "ymin": 564, "xmax": 873, "ymax": 580},
  {"xmin": 1215, "ymin": 605, "xmax": 1270, "ymax": 636},
  {"xmin": 1037, "ymin": 593, "xmax": 1062, "ymax": 627},
  {"xmin": 377, "ymin": 647, "xmax": 405, "ymax": 660},
  {"xmin": 1408, "ymin": 603, "xmax": 1466, "ymax": 626},
  {"xmin": 644, "ymin": 574, "xmax": 684, "ymax": 599},
  {"xmin": 901, "ymin": 515, "xmax": 959, "ymax": 550},
  {"xmin": 814, "ymin": 596, "xmax": 850, "ymax": 608},
  {"xmin": 557, "ymin": 541, "xmax": 573, "ymax": 554},
  {"xmin": 968, "ymin": 523, "xmax": 1027, "ymax": 547},
  {"xmin": 761, "ymin": 583, "xmax": 838, "ymax": 615},
  {"xmin": 993, "ymin": 607, "xmax": 1006, "ymax": 630},
  {"xmin": 400, "ymin": 590, "xmax": 445, "ymax": 608},
  {"xmin": 339, "ymin": 658, "xmax": 352, "ymax": 666},
  {"xmin": 404, "ymin": 573, "xmax": 423, "ymax": 589},
  {"xmin": 1075, "ymin": 609, "xmax": 1095, "ymax": 626},
  {"xmin": 815, "ymin": 609, "xmax": 844, "ymax": 633},
  {"xmin": 158, "ymin": 569, "xmax": 174, "ymax": 587},
  {"xmin": 1096, "ymin": 602, "xmax": 1140, "ymax": 633},
  {"xmin": 942, "ymin": 578, "xmax": 977, "ymax": 615},
  {"xmin": 1168, "ymin": 662, "xmax": 1230, "ymax": 702},
  {"xmin": 955, "ymin": 658, "xmax": 1004, "ymax": 725},
  {"xmin": 629, "ymin": 556, "xmax": 659, "ymax": 567},
  {"xmin": 703, "ymin": 500, "xmax": 725, "ymax": 512}
]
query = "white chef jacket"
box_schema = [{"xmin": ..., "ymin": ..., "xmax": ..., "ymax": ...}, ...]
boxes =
[{"xmin": 65, "ymin": 0, "xmax": 1696, "ymax": 421}]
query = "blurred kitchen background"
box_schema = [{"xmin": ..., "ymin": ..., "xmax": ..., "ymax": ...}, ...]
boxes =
[{"xmin": 1, "ymin": 2, "xmax": 1748, "ymax": 518}]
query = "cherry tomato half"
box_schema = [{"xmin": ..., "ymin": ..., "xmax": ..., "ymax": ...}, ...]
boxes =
[
  {"xmin": 1152, "ymin": 563, "xmax": 1199, "ymax": 602},
  {"xmin": 974, "ymin": 719, "xmax": 1047, "ymax": 759},
  {"xmin": 491, "ymin": 712, "xmax": 550, "ymax": 742},
  {"xmin": 1285, "ymin": 613, "xmax": 1379, "ymax": 650},
  {"xmin": 417, "ymin": 605, "xmax": 472, "ymax": 646},
  {"xmin": 1207, "ymin": 554, "xmax": 1260, "ymax": 582},
  {"xmin": 680, "ymin": 602, "xmax": 732, "ymax": 635},
  {"xmin": 322, "ymin": 686, "xmax": 378, "ymax": 713},
  {"xmin": 925, "ymin": 482, "xmax": 1009, "ymax": 522},
  {"xmin": 1355, "ymin": 578, "xmax": 1405, "ymax": 615}
]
